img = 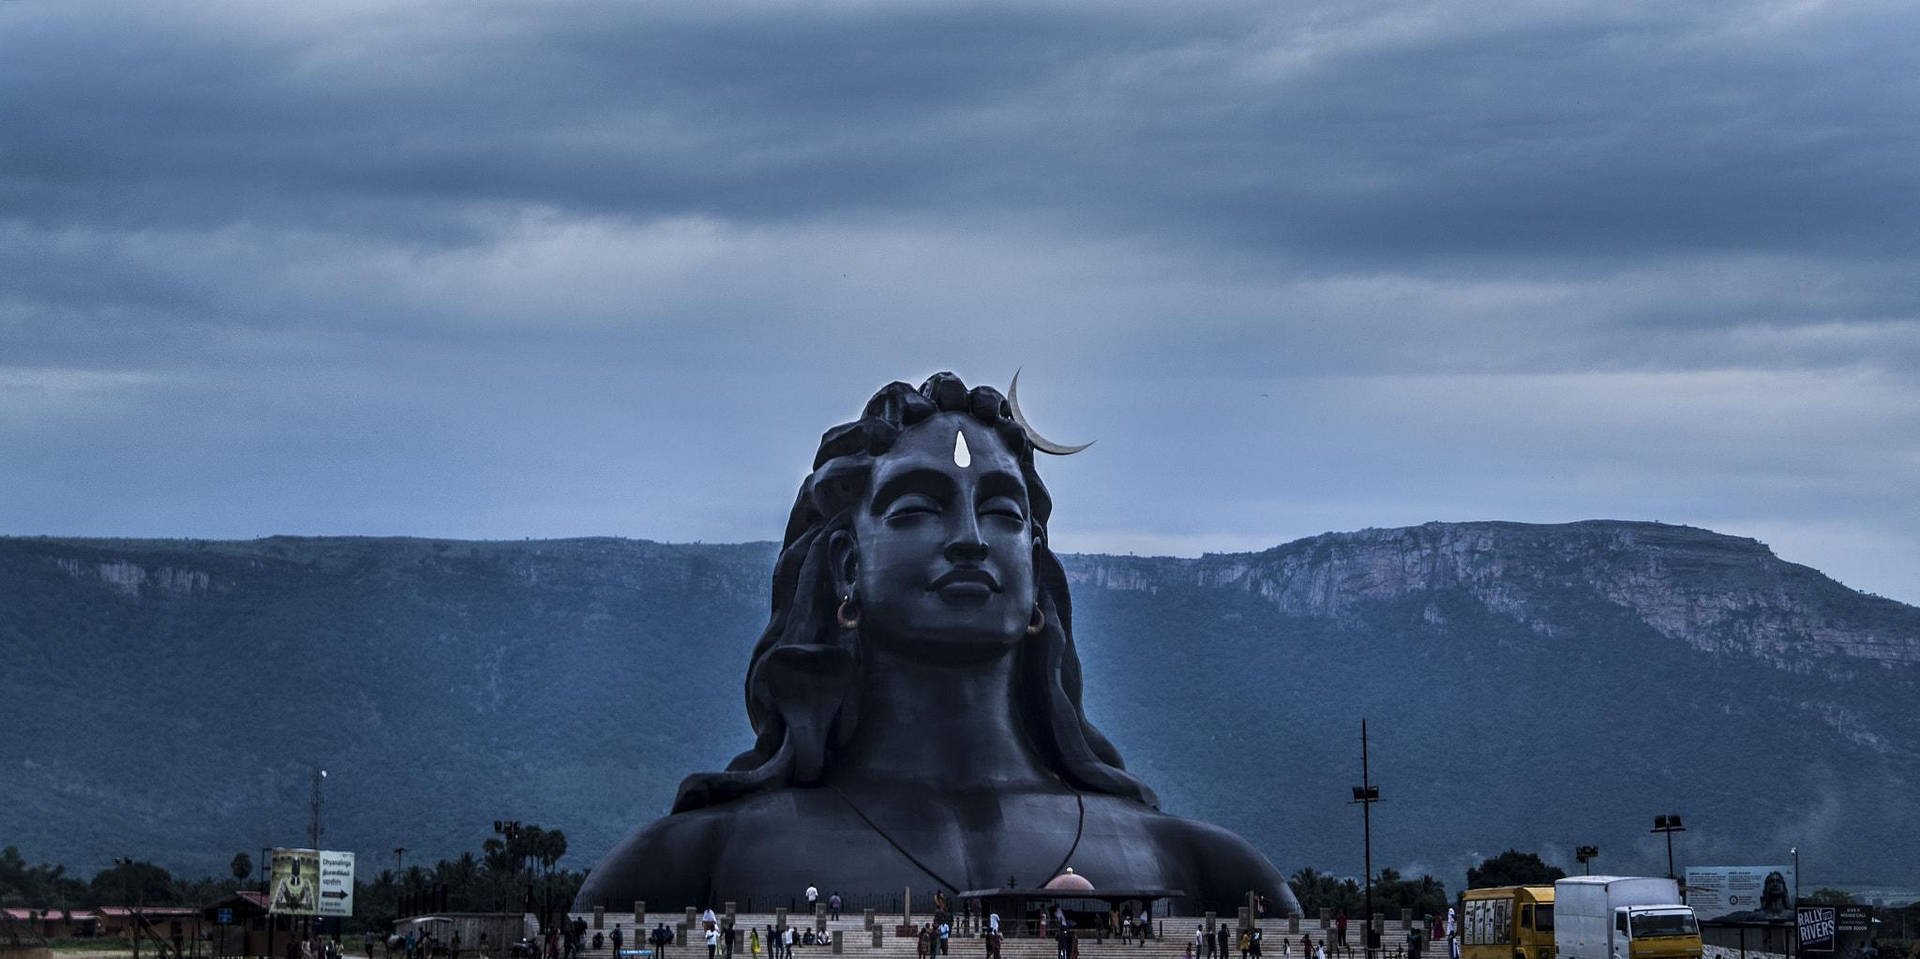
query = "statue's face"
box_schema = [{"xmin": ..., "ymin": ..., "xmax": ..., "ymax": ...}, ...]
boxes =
[{"xmin": 844, "ymin": 412, "xmax": 1039, "ymax": 659}]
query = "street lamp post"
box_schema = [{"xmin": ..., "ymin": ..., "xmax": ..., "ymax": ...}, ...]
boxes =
[
  {"xmin": 1650, "ymin": 816, "xmax": 1686, "ymax": 882},
  {"xmin": 1351, "ymin": 720, "xmax": 1383, "ymax": 959},
  {"xmin": 1576, "ymin": 846, "xmax": 1599, "ymax": 876},
  {"xmin": 1790, "ymin": 847, "xmax": 1800, "ymax": 903}
]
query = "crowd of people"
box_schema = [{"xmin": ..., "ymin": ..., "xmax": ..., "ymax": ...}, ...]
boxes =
[{"xmin": 367, "ymin": 881, "xmax": 1478, "ymax": 959}]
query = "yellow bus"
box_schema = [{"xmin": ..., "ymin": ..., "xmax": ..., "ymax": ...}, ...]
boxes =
[{"xmin": 1460, "ymin": 886, "xmax": 1555, "ymax": 959}]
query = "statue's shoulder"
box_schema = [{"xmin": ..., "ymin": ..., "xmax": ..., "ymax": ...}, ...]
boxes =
[
  {"xmin": 573, "ymin": 805, "xmax": 731, "ymax": 909},
  {"xmin": 1143, "ymin": 810, "xmax": 1297, "ymax": 915},
  {"xmin": 574, "ymin": 788, "xmax": 852, "ymax": 911}
]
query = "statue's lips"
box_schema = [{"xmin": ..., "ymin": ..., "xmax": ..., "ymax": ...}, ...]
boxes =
[{"xmin": 928, "ymin": 569, "xmax": 999, "ymax": 595}]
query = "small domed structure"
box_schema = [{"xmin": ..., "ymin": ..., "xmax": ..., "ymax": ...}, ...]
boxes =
[{"xmin": 1043, "ymin": 868, "xmax": 1094, "ymax": 892}]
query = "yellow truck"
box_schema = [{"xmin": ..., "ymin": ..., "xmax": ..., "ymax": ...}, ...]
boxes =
[{"xmin": 1460, "ymin": 885, "xmax": 1556, "ymax": 959}]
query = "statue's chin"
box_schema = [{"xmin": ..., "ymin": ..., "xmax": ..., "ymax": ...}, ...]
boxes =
[{"xmin": 859, "ymin": 623, "xmax": 1025, "ymax": 664}]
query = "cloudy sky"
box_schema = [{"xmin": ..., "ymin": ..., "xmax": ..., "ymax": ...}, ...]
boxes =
[{"xmin": 4, "ymin": 0, "xmax": 1917, "ymax": 602}]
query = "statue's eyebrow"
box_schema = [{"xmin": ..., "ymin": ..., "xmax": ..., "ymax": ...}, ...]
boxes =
[
  {"xmin": 974, "ymin": 468, "xmax": 1027, "ymax": 505},
  {"xmin": 870, "ymin": 466, "xmax": 957, "ymax": 514}
]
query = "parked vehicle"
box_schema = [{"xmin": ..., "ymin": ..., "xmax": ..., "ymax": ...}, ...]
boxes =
[
  {"xmin": 1460, "ymin": 885, "xmax": 1555, "ymax": 959},
  {"xmin": 1553, "ymin": 877, "xmax": 1700, "ymax": 959}
]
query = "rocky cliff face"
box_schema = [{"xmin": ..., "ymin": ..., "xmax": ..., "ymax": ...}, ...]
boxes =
[{"xmin": 1063, "ymin": 521, "xmax": 1920, "ymax": 672}]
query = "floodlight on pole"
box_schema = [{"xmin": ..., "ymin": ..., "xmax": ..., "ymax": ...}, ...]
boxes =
[
  {"xmin": 1576, "ymin": 846, "xmax": 1599, "ymax": 876},
  {"xmin": 309, "ymin": 767, "xmax": 327, "ymax": 850},
  {"xmin": 1351, "ymin": 720, "xmax": 1383, "ymax": 959}
]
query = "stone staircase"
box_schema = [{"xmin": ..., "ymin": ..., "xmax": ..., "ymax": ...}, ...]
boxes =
[{"xmin": 554, "ymin": 911, "xmax": 1420, "ymax": 959}]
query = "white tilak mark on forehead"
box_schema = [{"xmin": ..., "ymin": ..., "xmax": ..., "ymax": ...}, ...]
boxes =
[{"xmin": 953, "ymin": 430, "xmax": 971, "ymax": 469}]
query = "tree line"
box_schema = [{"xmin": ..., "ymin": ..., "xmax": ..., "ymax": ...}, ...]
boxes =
[{"xmin": 1, "ymin": 824, "xmax": 584, "ymax": 934}]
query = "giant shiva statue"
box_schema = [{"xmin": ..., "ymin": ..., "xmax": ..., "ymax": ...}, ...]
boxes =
[{"xmin": 575, "ymin": 372, "xmax": 1297, "ymax": 914}]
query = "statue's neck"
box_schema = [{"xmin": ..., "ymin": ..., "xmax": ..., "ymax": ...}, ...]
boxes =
[{"xmin": 829, "ymin": 640, "xmax": 1055, "ymax": 792}]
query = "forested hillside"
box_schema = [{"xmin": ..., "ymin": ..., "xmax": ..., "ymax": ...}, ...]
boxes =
[{"xmin": 4, "ymin": 522, "xmax": 1915, "ymax": 892}]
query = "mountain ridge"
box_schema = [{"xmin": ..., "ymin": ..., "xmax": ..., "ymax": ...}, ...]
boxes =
[{"xmin": 4, "ymin": 520, "xmax": 1915, "ymax": 893}]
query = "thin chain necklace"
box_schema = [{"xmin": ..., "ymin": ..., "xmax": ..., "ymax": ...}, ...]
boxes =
[{"xmin": 825, "ymin": 781, "xmax": 1086, "ymax": 894}]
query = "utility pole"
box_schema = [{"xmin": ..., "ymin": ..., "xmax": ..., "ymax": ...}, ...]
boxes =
[
  {"xmin": 1351, "ymin": 720, "xmax": 1382, "ymax": 959},
  {"xmin": 1651, "ymin": 816, "xmax": 1686, "ymax": 885}
]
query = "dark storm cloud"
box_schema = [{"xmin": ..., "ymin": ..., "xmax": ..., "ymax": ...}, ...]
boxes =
[
  {"xmin": 7, "ymin": 2, "xmax": 1916, "ymax": 264},
  {"xmin": 3, "ymin": 0, "xmax": 1918, "ymax": 601}
]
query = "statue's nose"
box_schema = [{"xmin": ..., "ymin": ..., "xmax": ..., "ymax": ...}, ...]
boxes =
[{"xmin": 945, "ymin": 512, "xmax": 989, "ymax": 562}]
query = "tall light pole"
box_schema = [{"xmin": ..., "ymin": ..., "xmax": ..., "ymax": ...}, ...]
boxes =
[
  {"xmin": 1791, "ymin": 848, "xmax": 1800, "ymax": 903},
  {"xmin": 1351, "ymin": 720, "xmax": 1382, "ymax": 959},
  {"xmin": 1576, "ymin": 846, "xmax": 1599, "ymax": 876},
  {"xmin": 115, "ymin": 857, "xmax": 142, "ymax": 959},
  {"xmin": 1651, "ymin": 815, "xmax": 1686, "ymax": 882},
  {"xmin": 309, "ymin": 769, "xmax": 328, "ymax": 850}
]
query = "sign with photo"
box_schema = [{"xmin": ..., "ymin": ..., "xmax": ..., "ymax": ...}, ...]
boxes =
[
  {"xmin": 270, "ymin": 848, "xmax": 321, "ymax": 916},
  {"xmin": 1686, "ymin": 866, "xmax": 1796, "ymax": 921}
]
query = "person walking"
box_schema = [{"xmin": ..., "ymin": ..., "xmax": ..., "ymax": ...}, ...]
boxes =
[
  {"xmin": 610, "ymin": 927, "xmax": 623, "ymax": 959},
  {"xmin": 1217, "ymin": 925, "xmax": 1231, "ymax": 959},
  {"xmin": 1335, "ymin": 914, "xmax": 1347, "ymax": 955},
  {"xmin": 828, "ymin": 893, "xmax": 842, "ymax": 922},
  {"xmin": 1406, "ymin": 922, "xmax": 1423, "ymax": 959},
  {"xmin": 1196, "ymin": 926, "xmax": 1209, "ymax": 959},
  {"xmin": 705, "ymin": 927, "xmax": 719, "ymax": 959},
  {"xmin": 1247, "ymin": 926, "xmax": 1262, "ymax": 959}
]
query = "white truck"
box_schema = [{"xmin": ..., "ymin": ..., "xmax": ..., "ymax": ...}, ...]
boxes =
[{"xmin": 1552, "ymin": 877, "xmax": 1702, "ymax": 959}]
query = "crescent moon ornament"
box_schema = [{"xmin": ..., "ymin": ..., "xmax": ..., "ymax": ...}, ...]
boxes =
[{"xmin": 1007, "ymin": 368, "xmax": 1094, "ymax": 455}]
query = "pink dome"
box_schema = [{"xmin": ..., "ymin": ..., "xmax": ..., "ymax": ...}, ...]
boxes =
[{"xmin": 1043, "ymin": 868, "xmax": 1094, "ymax": 891}]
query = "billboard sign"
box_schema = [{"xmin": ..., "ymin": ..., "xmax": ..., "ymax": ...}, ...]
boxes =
[
  {"xmin": 1798, "ymin": 908, "xmax": 1836, "ymax": 953},
  {"xmin": 318, "ymin": 850, "xmax": 355, "ymax": 918},
  {"xmin": 270, "ymin": 849, "xmax": 320, "ymax": 916},
  {"xmin": 1686, "ymin": 865, "xmax": 1796, "ymax": 921},
  {"xmin": 271, "ymin": 848, "xmax": 354, "ymax": 917}
]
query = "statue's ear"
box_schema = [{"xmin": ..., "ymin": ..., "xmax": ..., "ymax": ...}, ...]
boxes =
[{"xmin": 828, "ymin": 529, "xmax": 859, "ymax": 598}]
